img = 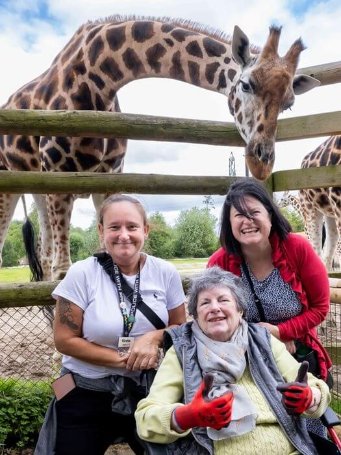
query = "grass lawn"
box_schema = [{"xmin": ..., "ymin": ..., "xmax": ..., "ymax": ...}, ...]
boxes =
[
  {"xmin": 0, "ymin": 258, "xmax": 208, "ymax": 283},
  {"xmin": 0, "ymin": 266, "xmax": 31, "ymax": 283}
]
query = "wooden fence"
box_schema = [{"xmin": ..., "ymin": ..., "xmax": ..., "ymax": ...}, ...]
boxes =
[{"xmin": 0, "ymin": 59, "xmax": 341, "ymax": 303}]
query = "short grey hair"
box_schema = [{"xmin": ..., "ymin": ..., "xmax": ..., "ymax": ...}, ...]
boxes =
[{"xmin": 187, "ymin": 266, "xmax": 248, "ymax": 319}]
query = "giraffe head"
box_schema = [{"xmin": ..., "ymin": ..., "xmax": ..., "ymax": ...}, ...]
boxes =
[{"xmin": 228, "ymin": 25, "xmax": 320, "ymax": 180}]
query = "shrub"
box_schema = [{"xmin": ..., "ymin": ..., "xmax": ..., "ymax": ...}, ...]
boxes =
[{"xmin": 0, "ymin": 378, "xmax": 52, "ymax": 449}]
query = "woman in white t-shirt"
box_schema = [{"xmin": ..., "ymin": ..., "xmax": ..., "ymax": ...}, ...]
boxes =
[{"xmin": 35, "ymin": 194, "xmax": 186, "ymax": 455}]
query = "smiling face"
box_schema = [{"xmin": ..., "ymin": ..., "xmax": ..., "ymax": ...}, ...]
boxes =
[
  {"xmin": 196, "ymin": 286, "xmax": 242, "ymax": 342},
  {"xmin": 98, "ymin": 201, "xmax": 149, "ymax": 268},
  {"xmin": 230, "ymin": 195, "xmax": 272, "ymax": 249}
]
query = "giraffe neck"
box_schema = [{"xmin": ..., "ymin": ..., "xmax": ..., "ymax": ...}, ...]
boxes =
[{"xmin": 34, "ymin": 17, "xmax": 243, "ymax": 111}]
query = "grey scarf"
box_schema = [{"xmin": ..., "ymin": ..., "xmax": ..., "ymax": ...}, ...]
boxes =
[{"xmin": 192, "ymin": 319, "xmax": 258, "ymax": 440}]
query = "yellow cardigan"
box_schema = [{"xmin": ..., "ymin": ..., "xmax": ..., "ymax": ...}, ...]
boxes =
[{"xmin": 135, "ymin": 335, "xmax": 330, "ymax": 455}]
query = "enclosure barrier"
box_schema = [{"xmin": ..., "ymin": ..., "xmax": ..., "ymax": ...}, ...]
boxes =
[{"xmin": 0, "ymin": 60, "xmax": 341, "ymax": 422}]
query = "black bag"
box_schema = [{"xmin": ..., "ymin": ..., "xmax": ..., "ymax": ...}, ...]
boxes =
[
  {"xmin": 111, "ymin": 369, "xmax": 157, "ymax": 416},
  {"xmin": 294, "ymin": 340, "xmax": 334, "ymax": 389}
]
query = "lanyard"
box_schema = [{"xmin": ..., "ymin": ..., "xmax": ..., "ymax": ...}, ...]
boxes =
[{"xmin": 112, "ymin": 262, "xmax": 140, "ymax": 336}]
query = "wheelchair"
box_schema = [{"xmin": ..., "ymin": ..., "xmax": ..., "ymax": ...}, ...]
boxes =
[{"xmin": 140, "ymin": 407, "xmax": 341, "ymax": 455}]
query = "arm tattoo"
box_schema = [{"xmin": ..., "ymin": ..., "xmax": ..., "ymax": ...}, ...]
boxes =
[{"xmin": 58, "ymin": 297, "xmax": 80, "ymax": 332}]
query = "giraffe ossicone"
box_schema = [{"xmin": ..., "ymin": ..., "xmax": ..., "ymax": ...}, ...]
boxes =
[{"xmin": 0, "ymin": 15, "xmax": 320, "ymax": 280}]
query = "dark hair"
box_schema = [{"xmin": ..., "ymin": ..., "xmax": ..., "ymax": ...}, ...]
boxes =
[
  {"xmin": 220, "ymin": 179, "xmax": 292, "ymax": 255},
  {"xmin": 187, "ymin": 266, "xmax": 248, "ymax": 319},
  {"xmin": 98, "ymin": 194, "xmax": 148, "ymax": 226}
]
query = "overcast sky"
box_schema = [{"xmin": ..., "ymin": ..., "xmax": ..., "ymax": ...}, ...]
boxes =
[{"xmin": 0, "ymin": 0, "xmax": 340, "ymax": 227}]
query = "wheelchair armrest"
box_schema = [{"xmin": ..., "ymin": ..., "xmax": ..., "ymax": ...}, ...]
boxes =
[{"xmin": 320, "ymin": 407, "xmax": 341, "ymax": 428}]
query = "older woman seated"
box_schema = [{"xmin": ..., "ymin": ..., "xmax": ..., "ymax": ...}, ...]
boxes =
[{"xmin": 135, "ymin": 267, "xmax": 330, "ymax": 455}]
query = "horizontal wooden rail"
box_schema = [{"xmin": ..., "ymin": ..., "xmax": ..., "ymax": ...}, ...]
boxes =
[
  {"xmin": 0, "ymin": 166, "xmax": 339, "ymax": 195},
  {"xmin": 1, "ymin": 275, "xmax": 340, "ymax": 308},
  {"xmin": 0, "ymin": 110, "xmax": 340, "ymax": 145},
  {"xmin": 298, "ymin": 61, "xmax": 341, "ymax": 86}
]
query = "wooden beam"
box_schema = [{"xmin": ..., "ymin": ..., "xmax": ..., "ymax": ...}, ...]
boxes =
[
  {"xmin": 0, "ymin": 109, "xmax": 340, "ymax": 145},
  {"xmin": 297, "ymin": 61, "xmax": 341, "ymax": 86},
  {"xmin": 0, "ymin": 166, "xmax": 338, "ymax": 194}
]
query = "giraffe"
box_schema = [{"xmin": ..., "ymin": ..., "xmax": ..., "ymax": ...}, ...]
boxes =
[
  {"xmin": 298, "ymin": 136, "xmax": 341, "ymax": 271},
  {"xmin": 0, "ymin": 15, "xmax": 319, "ymax": 281},
  {"xmin": 279, "ymin": 189, "xmax": 341, "ymax": 270}
]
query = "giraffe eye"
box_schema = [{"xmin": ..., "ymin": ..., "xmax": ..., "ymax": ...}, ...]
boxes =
[{"xmin": 241, "ymin": 80, "xmax": 252, "ymax": 93}]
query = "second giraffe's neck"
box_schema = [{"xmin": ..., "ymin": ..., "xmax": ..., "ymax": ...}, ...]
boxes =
[{"xmin": 62, "ymin": 18, "xmax": 242, "ymax": 106}]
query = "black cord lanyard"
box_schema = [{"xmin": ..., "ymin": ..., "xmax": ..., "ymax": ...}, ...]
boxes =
[
  {"xmin": 112, "ymin": 262, "xmax": 140, "ymax": 337},
  {"xmin": 241, "ymin": 261, "xmax": 267, "ymax": 322}
]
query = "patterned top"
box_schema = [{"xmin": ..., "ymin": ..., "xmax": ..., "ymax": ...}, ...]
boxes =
[{"xmin": 241, "ymin": 265, "xmax": 302, "ymax": 324}]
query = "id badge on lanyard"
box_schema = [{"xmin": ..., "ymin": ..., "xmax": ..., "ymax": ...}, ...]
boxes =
[{"xmin": 113, "ymin": 262, "xmax": 140, "ymax": 356}]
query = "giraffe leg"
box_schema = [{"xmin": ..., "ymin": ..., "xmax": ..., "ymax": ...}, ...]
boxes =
[
  {"xmin": 46, "ymin": 193, "xmax": 74, "ymax": 281},
  {"xmin": 32, "ymin": 194, "xmax": 54, "ymax": 281},
  {"xmin": 303, "ymin": 208, "xmax": 324, "ymax": 258},
  {"xmin": 0, "ymin": 193, "xmax": 21, "ymax": 267},
  {"xmin": 323, "ymin": 217, "xmax": 339, "ymax": 271}
]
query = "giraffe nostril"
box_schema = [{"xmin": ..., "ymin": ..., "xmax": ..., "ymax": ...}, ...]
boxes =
[{"xmin": 255, "ymin": 144, "xmax": 263, "ymax": 160}]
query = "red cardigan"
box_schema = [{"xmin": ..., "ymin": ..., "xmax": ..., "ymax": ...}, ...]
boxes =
[{"xmin": 207, "ymin": 233, "xmax": 332, "ymax": 380}]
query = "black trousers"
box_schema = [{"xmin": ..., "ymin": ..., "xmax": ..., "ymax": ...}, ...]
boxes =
[{"xmin": 55, "ymin": 386, "xmax": 144, "ymax": 455}]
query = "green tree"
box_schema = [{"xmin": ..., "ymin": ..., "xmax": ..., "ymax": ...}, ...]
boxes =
[
  {"xmin": 280, "ymin": 207, "xmax": 304, "ymax": 233},
  {"xmin": 174, "ymin": 207, "xmax": 218, "ymax": 257},
  {"xmin": 2, "ymin": 240, "xmax": 18, "ymax": 266},
  {"xmin": 144, "ymin": 212, "xmax": 175, "ymax": 258},
  {"xmin": 70, "ymin": 231, "xmax": 86, "ymax": 262},
  {"xmin": 82, "ymin": 219, "xmax": 100, "ymax": 256},
  {"xmin": 2, "ymin": 221, "xmax": 26, "ymax": 266}
]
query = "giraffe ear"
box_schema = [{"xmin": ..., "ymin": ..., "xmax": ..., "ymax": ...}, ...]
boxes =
[
  {"xmin": 293, "ymin": 74, "xmax": 320, "ymax": 95},
  {"xmin": 232, "ymin": 25, "xmax": 251, "ymax": 67}
]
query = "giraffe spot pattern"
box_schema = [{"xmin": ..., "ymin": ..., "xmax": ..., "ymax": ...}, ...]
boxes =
[
  {"xmin": 131, "ymin": 21, "xmax": 154, "ymax": 43},
  {"xmin": 89, "ymin": 72, "xmax": 105, "ymax": 90},
  {"xmin": 6, "ymin": 153, "xmax": 31, "ymax": 171},
  {"xmin": 146, "ymin": 43, "xmax": 167, "ymax": 73},
  {"xmin": 203, "ymin": 37, "xmax": 226, "ymax": 57},
  {"xmin": 60, "ymin": 36, "xmax": 83, "ymax": 66},
  {"xmin": 122, "ymin": 48, "xmax": 146, "ymax": 77},
  {"xmin": 170, "ymin": 51, "xmax": 185, "ymax": 81},
  {"xmin": 335, "ymin": 137, "xmax": 341, "ymax": 149},
  {"xmin": 55, "ymin": 137, "xmax": 71, "ymax": 154},
  {"xmin": 18, "ymin": 96, "xmax": 31, "ymax": 109},
  {"xmin": 188, "ymin": 61, "xmax": 200, "ymax": 86},
  {"xmin": 186, "ymin": 41, "xmax": 203, "ymax": 58},
  {"xmin": 163, "ymin": 38, "xmax": 174, "ymax": 47},
  {"xmin": 61, "ymin": 157, "xmax": 78, "ymax": 172},
  {"xmin": 106, "ymin": 26, "xmax": 126, "ymax": 51},
  {"xmin": 75, "ymin": 150, "xmax": 101, "ymax": 169},
  {"xmin": 218, "ymin": 69, "xmax": 227, "ymax": 90},
  {"xmin": 70, "ymin": 82, "xmax": 94, "ymax": 109},
  {"xmin": 51, "ymin": 95, "xmax": 67, "ymax": 109},
  {"xmin": 95, "ymin": 93, "xmax": 105, "ymax": 111},
  {"xmin": 88, "ymin": 36, "xmax": 104, "ymax": 66},
  {"xmin": 85, "ymin": 25, "xmax": 103, "ymax": 45},
  {"xmin": 63, "ymin": 65, "xmax": 76, "ymax": 91},
  {"xmin": 171, "ymin": 29, "xmax": 197, "ymax": 43},
  {"xmin": 227, "ymin": 68, "xmax": 237, "ymax": 82},
  {"xmin": 161, "ymin": 24, "xmax": 173, "ymax": 33},
  {"xmin": 36, "ymin": 79, "xmax": 58, "ymax": 104},
  {"xmin": 205, "ymin": 62, "xmax": 219, "ymax": 84},
  {"xmin": 100, "ymin": 57, "xmax": 124, "ymax": 82},
  {"xmin": 46, "ymin": 147, "xmax": 63, "ymax": 164},
  {"xmin": 17, "ymin": 137, "xmax": 35, "ymax": 155}
]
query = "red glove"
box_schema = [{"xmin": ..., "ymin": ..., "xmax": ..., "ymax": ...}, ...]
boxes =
[
  {"xmin": 276, "ymin": 361, "xmax": 313, "ymax": 415},
  {"xmin": 174, "ymin": 373, "xmax": 234, "ymax": 431}
]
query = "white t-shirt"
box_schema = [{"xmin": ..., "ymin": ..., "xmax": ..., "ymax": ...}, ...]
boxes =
[{"xmin": 52, "ymin": 255, "xmax": 185, "ymax": 379}]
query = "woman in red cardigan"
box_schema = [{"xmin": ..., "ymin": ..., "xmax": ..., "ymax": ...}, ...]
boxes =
[{"xmin": 208, "ymin": 179, "xmax": 332, "ymax": 387}]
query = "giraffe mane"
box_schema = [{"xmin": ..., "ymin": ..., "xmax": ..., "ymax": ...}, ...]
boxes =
[{"xmin": 85, "ymin": 14, "xmax": 261, "ymax": 53}]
